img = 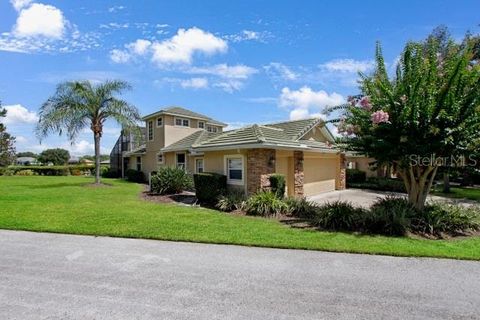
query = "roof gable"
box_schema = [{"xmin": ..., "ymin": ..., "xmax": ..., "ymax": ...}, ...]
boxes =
[{"xmin": 142, "ymin": 106, "xmax": 227, "ymax": 126}]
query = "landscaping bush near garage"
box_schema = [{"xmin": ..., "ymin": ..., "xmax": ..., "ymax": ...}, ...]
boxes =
[
  {"xmin": 244, "ymin": 190, "xmax": 288, "ymax": 217},
  {"xmin": 346, "ymin": 169, "xmax": 367, "ymax": 183},
  {"xmin": 348, "ymin": 177, "xmax": 406, "ymax": 193},
  {"xmin": 150, "ymin": 167, "xmax": 193, "ymax": 194},
  {"xmin": 229, "ymin": 191, "xmax": 479, "ymax": 237},
  {"xmin": 269, "ymin": 174, "xmax": 286, "ymax": 199},
  {"xmin": 194, "ymin": 172, "xmax": 227, "ymax": 204},
  {"xmin": 2, "ymin": 165, "xmax": 106, "ymax": 176},
  {"xmin": 216, "ymin": 190, "xmax": 247, "ymax": 212}
]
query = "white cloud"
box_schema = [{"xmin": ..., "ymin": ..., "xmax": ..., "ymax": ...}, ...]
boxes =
[
  {"xmin": 225, "ymin": 30, "xmax": 271, "ymax": 43},
  {"xmin": 108, "ymin": 6, "xmax": 126, "ymax": 13},
  {"xmin": 180, "ymin": 77, "xmax": 208, "ymax": 89},
  {"xmin": 320, "ymin": 59, "xmax": 374, "ymax": 73},
  {"xmin": 3, "ymin": 104, "xmax": 38, "ymax": 125},
  {"xmin": 15, "ymin": 135, "xmax": 28, "ymax": 143},
  {"xmin": 279, "ymin": 86, "xmax": 345, "ymax": 120},
  {"xmin": 14, "ymin": 3, "xmax": 66, "ymax": 38},
  {"xmin": 1, "ymin": 2, "xmax": 100, "ymax": 53},
  {"xmin": 110, "ymin": 49, "xmax": 131, "ymax": 63},
  {"xmin": 99, "ymin": 22, "xmax": 129, "ymax": 30},
  {"xmin": 10, "ymin": 0, "xmax": 32, "ymax": 11},
  {"xmin": 127, "ymin": 39, "xmax": 151, "ymax": 55},
  {"xmin": 264, "ymin": 62, "xmax": 298, "ymax": 81},
  {"xmin": 151, "ymin": 27, "xmax": 227, "ymax": 65},
  {"xmin": 184, "ymin": 64, "xmax": 257, "ymax": 93},
  {"xmin": 187, "ymin": 64, "xmax": 257, "ymax": 79}
]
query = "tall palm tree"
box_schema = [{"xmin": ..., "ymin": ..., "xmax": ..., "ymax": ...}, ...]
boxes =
[{"xmin": 36, "ymin": 80, "xmax": 141, "ymax": 184}]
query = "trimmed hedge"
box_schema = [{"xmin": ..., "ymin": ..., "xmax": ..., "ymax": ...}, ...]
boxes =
[
  {"xmin": 346, "ymin": 169, "xmax": 367, "ymax": 183},
  {"xmin": 125, "ymin": 169, "xmax": 145, "ymax": 183},
  {"xmin": 269, "ymin": 174, "xmax": 286, "ymax": 199},
  {"xmin": 193, "ymin": 172, "xmax": 227, "ymax": 204},
  {"xmin": 2, "ymin": 165, "xmax": 106, "ymax": 176}
]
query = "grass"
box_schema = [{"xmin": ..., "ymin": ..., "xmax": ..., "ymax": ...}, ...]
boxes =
[
  {"xmin": 1, "ymin": 176, "xmax": 479, "ymax": 260},
  {"xmin": 432, "ymin": 185, "xmax": 480, "ymax": 202}
]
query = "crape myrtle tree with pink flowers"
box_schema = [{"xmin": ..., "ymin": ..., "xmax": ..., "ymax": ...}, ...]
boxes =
[{"xmin": 330, "ymin": 28, "xmax": 480, "ymax": 210}]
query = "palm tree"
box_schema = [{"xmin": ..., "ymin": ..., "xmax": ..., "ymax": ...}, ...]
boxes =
[{"xmin": 36, "ymin": 80, "xmax": 141, "ymax": 184}]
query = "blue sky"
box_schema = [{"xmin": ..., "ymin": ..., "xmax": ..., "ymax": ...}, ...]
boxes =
[{"xmin": 1, "ymin": 0, "xmax": 479, "ymax": 155}]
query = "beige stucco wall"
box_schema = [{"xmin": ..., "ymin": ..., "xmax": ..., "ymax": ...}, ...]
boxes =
[
  {"xmin": 203, "ymin": 149, "xmax": 247, "ymax": 191},
  {"xmin": 301, "ymin": 126, "xmax": 328, "ymax": 142},
  {"xmin": 275, "ymin": 150, "xmax": 294, "ymax": 196},
  {"xmin": 303, "ymin": 152, "xmax": 339, "ymax": 196}
]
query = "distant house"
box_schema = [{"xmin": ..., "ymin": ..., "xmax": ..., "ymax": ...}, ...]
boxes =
[
  {"xmin": 100, "ymin": 159, "xmax": 110, "ymax": 166},
  {"xmin": 16, "ymin": 157, "xmax": 39, "ymax": 166},
  {"xmin": 68, "ymin": 156, "xmax": 80, "ymax": 164},
  {"xmin": 112, "ymin": 106, "xmax": 350, "ymax": 197},
  {"xmin": 81, "ymin": 159, "xmax": 94, "ymax": 166}
]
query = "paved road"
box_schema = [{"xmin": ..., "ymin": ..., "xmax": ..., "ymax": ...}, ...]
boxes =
[
  {"xmin": 0, "ymin": 230, "xmax": 479, "ymax": 319},
  {"xmin": 308, "ymin": 189, "xmax": 478, "ymax": 208}
]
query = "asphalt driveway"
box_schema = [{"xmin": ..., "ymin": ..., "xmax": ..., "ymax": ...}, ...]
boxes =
[{"xmin": 1, "ymin": 230, "xmax": 479, "ymax": 319}]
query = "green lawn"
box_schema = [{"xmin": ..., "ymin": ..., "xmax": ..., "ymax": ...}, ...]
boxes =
[
  {"xmin": 1, "ymin": 176, "xmax": 479, "ymax": 260},
  {"xmin": 432, "ymin": 186, "xmax": 480, "ymax": 202}
]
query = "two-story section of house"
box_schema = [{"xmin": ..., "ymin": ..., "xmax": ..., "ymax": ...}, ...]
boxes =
[{"xmin": 123, "ymin": 106, "xmax": 227, "ymax": 176}]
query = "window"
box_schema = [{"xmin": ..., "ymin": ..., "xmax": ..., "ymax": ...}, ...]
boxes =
[
  {"xmin": 157, "ymin": 153, "xmax": 164, "ymax": 164},
  {"xmin": 198, "ymin": 121, "xmax": 205, "ymax": 129},
  {"xmin": 225, "ymin": 156, "xmax": 243, "ymax": 185},
  {"xmin": 175, "ymin": 117, "xmax": 190, "ymax": 127},
  {"xmin": 195, "ymin": 158, "xmax": 204, "ymax": 173},
  {"xmin": 147, "ymin": 120, "xmax": 153, "ymax": 141},
  {"xmin": 207, "ymin": 126, "xmax": 218, "ymax": 133},
  {"xmin": 136, "ymin": 156, "xmax": 142, "ymax": 171},
  {"xmin": 156, "ymin": 117, "xmax": 163, "ymax": 127},
  {"xmin": 176, "ymin": 153, "xmax": 186, "ymax": 170}
]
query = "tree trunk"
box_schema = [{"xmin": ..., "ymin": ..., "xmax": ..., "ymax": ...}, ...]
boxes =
[
  {"xmin": 94, "ymin": 131, "xmax": 101, "ymax": 184},
  {"xmin": 398, "ymin": 165, "xmax": 438, "ymax": 211},
  {"xmin": 443, "ymin": 170, "xmax": 450, "ymax": 193}
]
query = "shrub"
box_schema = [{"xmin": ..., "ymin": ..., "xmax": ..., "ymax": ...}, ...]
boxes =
[
  {"xmin": 245, "ymin": 191, "xmax": 288, "ymax": 217},
  {"xmin": 125, "ymin": 169, "xmax": 145, "ymax": 183},
  {"xmin": 101, "ymin": 169, "xmax": 120, "ymax": 178},
  {"xmin": 269, "ymin": 174, "xmax": 286, "ymax": 199},
  {"xmin": 346, "ymin": 169, "xmax": 367, "ymax": 183},
  {"xmin": 150, "ymin": 167, "xmax": 193, "ymax": 194},
  {"xmin": 368, "ymin": 196, "xmax": 416, "ymax": 236},
  {"xmin": 15, "ymin": 169, "xmax": 36, "ymax": 176},
  {"xmin": 413, "ymin": 203, "xmax": 480, "ymax": 235},
  {"xmin": 312, "ymin": 201, "xmax": 366, "ymax": 231},
  {"xmin": 2, "ymin": 169, "xmax": 14, "ymax": 176},
  {"xmin": 194, "ymin": 172, "xmax": 227, "ymax": 204},
  {"xmin": 4, "ymin": 165, "xmax": 100, "ymax": 176},
  {"xmin": 216, "ymin": 190, "xmax": 247, "ymax": 212},
  {"xmin": 285, "ymin": 197, "xmax": 319, "ymax": 219}
]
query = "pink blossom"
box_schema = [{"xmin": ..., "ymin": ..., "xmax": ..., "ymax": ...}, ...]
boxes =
[
  {"xmin": 359, "ymin": 96, "xmax": 372, "ymax": 110},
  {"xmin": 371, "ymin": 110, "xmax": 390, "ymax": 124}
]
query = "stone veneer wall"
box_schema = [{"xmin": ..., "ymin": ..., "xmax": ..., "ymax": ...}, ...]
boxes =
[
  {"xmin": 293, "ymin": 151, "xmax": 304, "ymax": 197},
  {"xmin": 246, "ymin": 149, "xmax": 276, "ymax": 195},
  {"xmin": 337, "ymin": 153, "xmax": 346, "ymax": 190}
]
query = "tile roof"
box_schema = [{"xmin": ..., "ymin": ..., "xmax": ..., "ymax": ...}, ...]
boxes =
[
  {"xmin": 264, "ymin": 118, "xmax": 322, "ymax": 140},
  {"xmin": 156, "ymin": 117, "xmax": 338, "ymax": 154},
  {"xmin": 161, "ymin": 130, "xmax": 220, "ymax": 152},
  {"xmin": 142, "ymin": 106, "xmax": 227, "ymax": 126}
]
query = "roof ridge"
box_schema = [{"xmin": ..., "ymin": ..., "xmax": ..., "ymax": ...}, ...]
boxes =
[
  {"xmin": 294, "ymin": 118, "xmax": 323, "ymax": 140},
  {"xmin": 265, "ymin": 117, "xmax": 321, "ymax": 126},
  {"xmin": 252, "ymin": 124, "xmax": 266, "ymax": 142}
]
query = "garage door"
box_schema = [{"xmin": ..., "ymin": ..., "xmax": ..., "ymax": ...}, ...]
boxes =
[{"xmin": 303, "ymin": 157, "xmax": 337, "ymax": 196}]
